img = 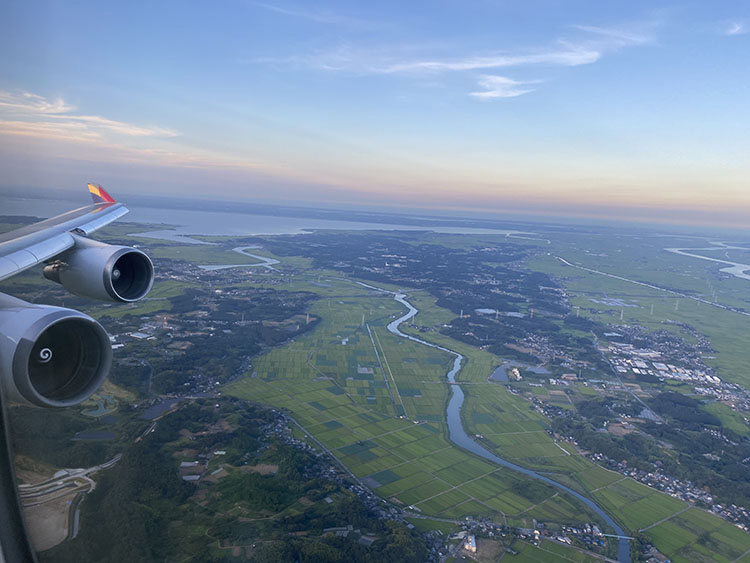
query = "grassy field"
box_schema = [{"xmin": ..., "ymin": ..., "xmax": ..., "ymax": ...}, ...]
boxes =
[
  {"xmin": 527, "ymin": 237, "xmax": 750, "ymax": 387},
  {"xmin": 6, "ymin": 213, "xmax": 749, "ymax": 559},
  {"xmin": 503, "ymin": 538, "xmax": 607, "ymax": 562},
  {"xmin": 644, "ymin": 507, "xmax": 750, "ymax": 562},
  {"xmin": 225, "ymin": 276, "xmax": 596, "ymax": 532},
  {"xmin": 396, "ymin": 291, "xmax": 750, "ymax": 558},
  {"xmin": 704, "ymin": 402, "xmax": 750, "ymax": 438},
  {"xmin": 88, "ymin": 279, "xmax": 194, "ymax": 319},
  {"xmin": 191, "ymin": 234, "xmax": 750, "ymax": 560}
]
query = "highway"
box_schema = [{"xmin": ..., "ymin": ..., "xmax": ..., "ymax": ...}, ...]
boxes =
[
  {"xmin": 18, "ymin": 453, "xmax": 122, "ymax": 543},
  {"xmin": 18, "ymin": 454, "xmax": 121, "ymax": 507}
]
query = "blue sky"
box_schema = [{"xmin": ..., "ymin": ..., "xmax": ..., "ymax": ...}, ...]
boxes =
[{"xmin": 1, "ymin": 1, "xmax": 749, "ymax": 226}]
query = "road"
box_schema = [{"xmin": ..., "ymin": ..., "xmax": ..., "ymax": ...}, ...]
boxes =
[
  {"xmin": 18, "ymin": 454, "xmax": 122, "ymax": 542},
  {"xmin": 556, "ymin": 256, "xmax": 750, "ymax": 318},
  {"xmin": 18, "ymin": 454, "xmax": 122, "ymax": 506}
]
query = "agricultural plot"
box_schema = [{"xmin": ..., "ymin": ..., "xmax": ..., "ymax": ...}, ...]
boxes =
[
  {"xmin": 645, "ymin": 508, "xmax": 750, "ymax": 563},
  {"xmin": 528, "ymin": 246, "xmax": 750, "ymax": 388},
  {"xmin": 402, "ymin": 291, "xmax": 750, "ymax": 556},
  {"xmin": 590, "ymin": 478, "xmax": 687, "ymax": 531},
  {"xmin": 704, "ymin": 402, "xmax": 750, "ymax": 438},
  {"xmin": 456, "ymin": 370, "xmax": 748, "ymax": 554},
  {"xmin": 225, "ymin": 268, "xmax": 750, "ymax": 559},
  {"xmin": 225, "ymin": 277, "xmax": 587, "ymax": 528},
  {"xmin": 504, "ymin": 539, "xmax": 605, "ymax": 563},
  {"xmin": 144, "ymin": 239, "xmax": 269, "ymax": 265}
]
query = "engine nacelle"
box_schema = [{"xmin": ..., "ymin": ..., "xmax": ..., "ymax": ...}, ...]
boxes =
[
  {"xmin": 44, "ymin": 234, "xmax": 154, "ymax": 303},
  {"xmin": 0, "ymin": 294, "xmax": 112, "ymax": 408}
]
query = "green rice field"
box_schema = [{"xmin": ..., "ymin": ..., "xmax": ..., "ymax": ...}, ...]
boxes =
[{"xmin": 220, "ymin": 249, "xmax": 750, "ymax": 560}]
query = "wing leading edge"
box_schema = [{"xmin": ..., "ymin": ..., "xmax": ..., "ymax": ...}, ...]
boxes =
[{"xmin": 0, "ymin": 185, "xmax": 129, "ymax": 282}]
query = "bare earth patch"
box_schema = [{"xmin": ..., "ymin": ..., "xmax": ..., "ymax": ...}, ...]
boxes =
[
  {"xmin": 476, "ymin": 538, "xmax": 502, "ymax": 562},
  {"xmin": 13, "ymin": 455, "xmax": 56, "ymax": 485},
  {"xmin": 240, "ymin": 464, "xmax": 279, "ymax": 475},
  {"xmin": 607, "ymin": 422, "xmax": 635, "ymax": 436},
  {"xmin": 24, "ymin": 497, "xmax": 70, "ymax": 552}
]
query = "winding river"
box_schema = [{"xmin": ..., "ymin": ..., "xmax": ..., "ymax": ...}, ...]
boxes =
[
  {"xmin": 357, "ymin": 282, "xmax": 631, "ymax": 562},
  {"xmin": 199, "ymin": 246, "xmax": 280, "ymax": 271},
  {"xmin": 666, "ymin": 242, "xmax": 750, "ymax": 281}
]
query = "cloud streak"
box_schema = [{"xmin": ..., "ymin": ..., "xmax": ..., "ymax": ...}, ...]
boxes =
[
  {"xmin": 571, "ymin": 24, "xmax": 654, "ymax": 47},
  {"xmin": 0, "ymin": 90, "xmax": 313, "ymax": 187},
  {"xmin": 0, "ymin": 91, "xmax": 178, "ymax": 138},
  {"xmin": 0, "ymin": 91, "xmax": 74, "ymax": 114},
  {"xmin": 250, "ymin": 42, "xmax": 603, "ymax": 75},
  {"xmin": 252, "ymin": 2, "xmax": 382, "ymax": 30},
  {"xmin": 470, "ymin": 75, "xmax": 539, "ymax": 99},
  {"xmin": 247, "ymin": 20, "xmax": 656, "ymax": 100},
  {"xmin": 375, "ymin": 47, "xmax": 600, "ymax": 74}
]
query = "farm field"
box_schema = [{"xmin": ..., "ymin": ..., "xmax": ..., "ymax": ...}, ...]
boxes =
[
  {"xmin": 504, "ymin": 538, "xmax": 606, "ymax": 562},
  {"xmin": 225, "ymin": 276, "xmax": 598, "ymax": 532},
  {"xmin": 528, "ymin": 236, "xmax": 750, "ymax": 388},
  {"xmin": 644, "ymin": 508, "xmax": 750, "ymax": 562},
  {"xmin": 220, "ymin": 259, "xmax": 750, "ymax": 561},
  {"xmin": 400, "ymin": 293, "xmax": 749, "ymax": 558}
]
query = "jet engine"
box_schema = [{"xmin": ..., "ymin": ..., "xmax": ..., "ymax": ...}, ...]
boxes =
[
  {"xmin": 43, "ymin": 234, "xmax": 154, "ymax": 302},
  {"xmin": 0, "ymin": 294, "xmax": 112, "ymax": 408}
]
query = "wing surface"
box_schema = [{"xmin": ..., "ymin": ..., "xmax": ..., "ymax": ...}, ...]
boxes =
[{"xmin": 0, "ymin": 184, "xmax": 129, "ymax": 281}]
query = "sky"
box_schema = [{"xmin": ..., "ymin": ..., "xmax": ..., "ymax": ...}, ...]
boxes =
[{"xmin": 0, "ymin": 1, "xmax": 749, "ymax": 227}]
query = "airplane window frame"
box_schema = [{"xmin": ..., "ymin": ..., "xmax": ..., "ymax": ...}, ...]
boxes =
[{"xmin": 0, "ymin": 391, "xmax": 38, "ymax": 563}]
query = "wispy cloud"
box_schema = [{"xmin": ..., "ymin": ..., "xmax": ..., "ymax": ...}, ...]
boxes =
[
  {"xmin": 0, "ymin": 90, "xmax": 277, "ymax": 174},
  {"xmin": 470, "ymin": 75, "xmax": 540, "ymax": 99},
  {"xmin": 0, "ymin": 91, "xmax": 74, "ymax": 114},
  {"xmin": 250, "ymin": 43, "xmax": 602, "ymax": 75},
  {"xmin": 0, "ymin": 91, "xmax": 178, "ymax": 138},
  {"xmin": 247, "ymin": 19, "xmax": 656, "ymax": 100},
  {"xmin": 376, "ymin": 48, "xmax": 600, "ymax": 74},
  {"xmin": 252, "ymin": 2, "xmax": 381, "ymax": 30},
  {"xmin": 571, "ymin": 24, "xmax": 654, "ymax": 47},
  {"xmin": 724, "ymin": 20, "xmax": 747, "ymax": 36},
  {"xmin": 0, "ymin": 120, "xmax": 101, "ymax": 142}
]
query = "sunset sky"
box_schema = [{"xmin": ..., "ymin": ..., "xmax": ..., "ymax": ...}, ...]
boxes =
[{"xmin": 1, "ymin": 1, "xmax": 748, "ymax": 226}]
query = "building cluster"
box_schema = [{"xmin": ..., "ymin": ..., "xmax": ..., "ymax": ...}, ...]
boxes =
[
  {"xmin": 606, "ymin": 338, "xmax": 750, "ymax": 417},
  {"xmin": 556, "ymin": 523, "xmax": 605, "ymax": 548},
  {"xmin": 516, "ymin": 334, "xmax": 566, "ymax": 364},
  {"xmin": 546, "ymin": 373, "xmax": 580, "ymax": 386},
  {"xmin": 608, "ymin": 341, "xmax": 720, "ymax": 385}
]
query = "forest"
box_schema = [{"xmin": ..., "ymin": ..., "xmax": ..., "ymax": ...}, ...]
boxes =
[
  {"xmin": 39, "ymin": 399, "xmax": 427, "ymax": 563},
  {"xmin": 553, "ymin": 396, "xmax": 750, "ymax": 508}
]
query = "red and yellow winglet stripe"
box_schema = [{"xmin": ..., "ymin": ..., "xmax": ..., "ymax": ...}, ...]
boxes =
[{"xmin": 88, "ymin": 183, "xmax": 116, "ymax": 204}]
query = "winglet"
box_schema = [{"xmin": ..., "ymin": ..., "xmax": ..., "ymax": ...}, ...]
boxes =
[{"xmin": 88, "ymin": 183, "xmax": 116, "ymax": 204}]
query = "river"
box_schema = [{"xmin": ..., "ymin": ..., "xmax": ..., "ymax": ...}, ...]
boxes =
[
  {"xmin": 358, "ymin": 282, "xmax": 631, "ymax": 562},
  {"xmin": 666, "ymin": 242, "xmax": 750, "ymax": 281},
  {"xmin": 198, "ymin": 246, "xmax": 280, "ymax": 271}
]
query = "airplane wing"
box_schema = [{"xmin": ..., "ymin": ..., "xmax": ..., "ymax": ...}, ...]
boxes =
[
  {"xmin": 0, "ymin": 184, "xmax": 154, "ymax": 409},
  {"xmin": 0, "ymin": 184, "xmax": 129, "ymax": 282},
  {"xmin": 0, "ymin": 184, "xmax": 152, "ymax": 562}
]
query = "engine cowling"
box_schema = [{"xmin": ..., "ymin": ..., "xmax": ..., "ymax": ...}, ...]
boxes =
[
  {"xmin": 44, "ymin": 234, "xmax": 154, "ymax": 302},
  {"xmin": 0, "ymin": 294, "xmax": 112, "ymax": 408}
]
